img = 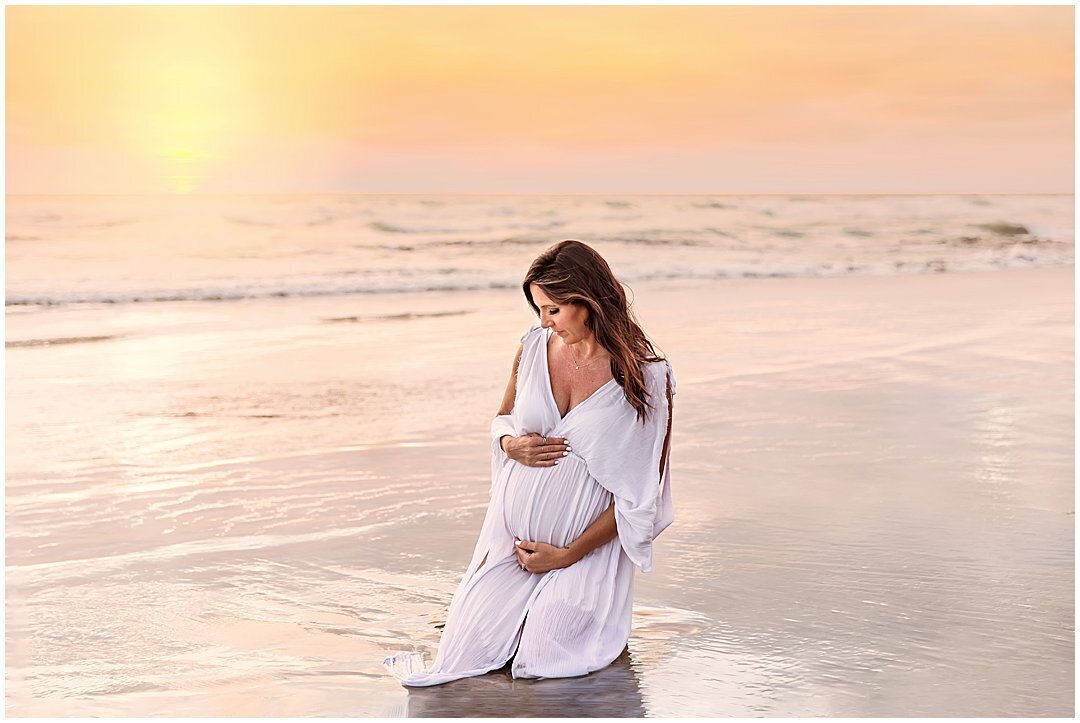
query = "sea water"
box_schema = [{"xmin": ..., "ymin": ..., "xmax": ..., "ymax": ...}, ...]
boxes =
[{"xmin": 6, "ymin": 194, "xmax": 1073, "ymax": 716}]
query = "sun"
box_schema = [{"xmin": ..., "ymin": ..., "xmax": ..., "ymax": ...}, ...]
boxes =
[
  {"xmin": 126, "ymin": 50, "xmax": 252, "ymax": 193},
  {"xmin": 161, "ymin": 147, "xmax": 210, "ymax": 194}
]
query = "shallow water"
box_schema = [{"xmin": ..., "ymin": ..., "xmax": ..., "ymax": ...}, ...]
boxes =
[{"xmin": 6, "ymin": 261, "xmax": 1073, "ymax": 715}]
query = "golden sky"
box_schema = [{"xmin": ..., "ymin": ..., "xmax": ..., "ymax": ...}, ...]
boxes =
[{"xmin": 6, "ymin": 5, "xmax": 1074, "ymax": 194}]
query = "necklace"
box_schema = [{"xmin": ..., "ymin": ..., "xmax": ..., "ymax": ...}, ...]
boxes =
[{"xmin": 567, "ymin": 341, "xmax": 608, "ymax": 371}]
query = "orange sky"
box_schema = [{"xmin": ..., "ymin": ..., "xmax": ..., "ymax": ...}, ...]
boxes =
[{"xmin": 6, "ymin": 5, "xmax": 1074, "ymax": 194}]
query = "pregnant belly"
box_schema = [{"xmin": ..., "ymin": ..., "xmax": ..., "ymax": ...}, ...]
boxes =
[{"xmin": 501, "ymin": 452, "xmax": 611, "ymax": 548}]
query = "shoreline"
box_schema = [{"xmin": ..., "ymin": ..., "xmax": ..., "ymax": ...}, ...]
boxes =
[{"xmin": 6, "ymin": 264, "xmax": 1073, "ymax": 716}]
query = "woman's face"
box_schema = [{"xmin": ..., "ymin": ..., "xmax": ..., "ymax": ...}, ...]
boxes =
[{"xmin": 530, "ymin": 284, "xmax": 591, "ymax": 343}]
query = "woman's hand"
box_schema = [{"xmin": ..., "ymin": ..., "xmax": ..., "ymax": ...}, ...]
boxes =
[
  {"xmin": 514, "ymin": 537, "xmax": 579, "ymax": 573},
  {"xmin": 502, "ymin": 433, "xmax": 571, "ymax": 467},
  {"xmin": 515, "ymin": 504, "xmax": 618, "ymax": 574}
]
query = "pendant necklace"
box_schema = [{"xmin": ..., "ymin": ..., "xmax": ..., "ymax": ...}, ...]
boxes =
[{"xmin": 568, "ymin": 341, "xmax": 607, "ymax": 371}]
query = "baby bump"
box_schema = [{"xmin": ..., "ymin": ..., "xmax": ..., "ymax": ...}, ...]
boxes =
[{"xmin": 501, "ymin": 452, "xmax": 611, "ymax": 548}]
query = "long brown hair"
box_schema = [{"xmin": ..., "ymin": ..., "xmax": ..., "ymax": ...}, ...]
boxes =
[{"xmin": 523, "ymin": 239, "xmax": 665, "ymax": 424}]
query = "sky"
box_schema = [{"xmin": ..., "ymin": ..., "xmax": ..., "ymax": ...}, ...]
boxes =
[{"xmin": 6, "ymin": 5, "xmax": 1074, "ymax": 195}]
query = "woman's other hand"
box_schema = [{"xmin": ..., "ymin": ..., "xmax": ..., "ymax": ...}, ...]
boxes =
[
  {"xmin": 502, "ymin": 433, "xmax": 571, "ymax": 467},
  {"xmin": 514, "ymin": 537, "xmax": 578, "ymax": 573}
]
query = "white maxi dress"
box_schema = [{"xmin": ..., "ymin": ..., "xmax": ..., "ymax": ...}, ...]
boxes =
[{"xmin": 384, "ymin": 324, "xmax": 676, "ymax": 686}]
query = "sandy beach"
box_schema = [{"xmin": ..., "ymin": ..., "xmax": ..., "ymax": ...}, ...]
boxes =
[
  {"xmin": 7, "ymin": 0, "xmax": 1074, "ymax": 715},
  {"xmin": 5, "ymin": 264, "xmax": 1073, "ymax": 716}
]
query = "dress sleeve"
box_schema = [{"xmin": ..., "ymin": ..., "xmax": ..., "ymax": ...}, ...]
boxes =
[
  {"xmin": 653, "ymin": 362, "xmax": 676, "ymax": 540},
  {"xmin": 489, "ymin": 325, "xmax": 538, "ymax": 465},
  {"xmin": 587, "ymin": 359, "xmax": 676, "ymax": 573},
  {"xmin": 491, "ymin": 414, "xmax": 516, "ymax": 462}
]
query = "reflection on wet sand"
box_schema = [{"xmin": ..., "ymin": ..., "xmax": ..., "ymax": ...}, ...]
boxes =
[
  {"xmin": 400, "ymin": 649, "xmax": 645, "ymax": 717},
  {"xmin": 7, "ymin": 266, "xmax": 1073, "ymax": 716}
]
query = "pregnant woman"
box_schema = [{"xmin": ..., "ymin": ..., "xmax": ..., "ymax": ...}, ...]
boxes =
[{"xmin": 384, "ymin": 239, "xmax": 676, "ymax": 685}]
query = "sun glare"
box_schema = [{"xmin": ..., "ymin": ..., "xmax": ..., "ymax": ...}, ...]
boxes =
[{"xmin": 127, "ymin": 49, "xmax": 251, "ymax": 193}]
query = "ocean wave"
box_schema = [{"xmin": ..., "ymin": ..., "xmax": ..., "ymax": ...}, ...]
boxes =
[
  {"xmin": 369, "ymin": 220, "xmax": 487, "ymax": 234},
  {"xmin": 371, "ymin": 236, "xmax": 549, "ymax": 251},
  {"xmin": 7, "ymin": 255, "xmax": 1072, "ymax": 309},
  {"xmin": 7, "ymin": 335, "xmax": 119, "ymax": 348},
  {"xmin": 9, "ymin": 216, "xmax": 134, "ymax": 230},
  {"xmin": 975, "ymin": 221, "xmax": 1031, "ymax": 236},
  {"xmin": 5, "ymin": 280, "xmax": 520, "ymax": 307},
  {"xmin": 368, "ymin": 219, "xmax": 565, "ymax": 235},
  {"xmin": 323, "ymin": 310, "xmax": 472, "ymax": 323},
  {"xmin": 374, "ymin": 232, "xmax": 705, "ymax": 251},
  {"xmin": 593, "ymin": 235, "xmax": 709, "ymax": 246},
  {"xmin": 935, "ymin": 235, "xmax": 1064, "ymax": 247},
  {"xmin": 79, "ymin": 218, "xmax": 136, "ymax": 229},
  {"xmin": 223, "ymin": 215, "xmax": 278, "ymax": 227}
]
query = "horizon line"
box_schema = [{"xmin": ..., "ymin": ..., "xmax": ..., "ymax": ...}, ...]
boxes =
[{"xmin": 6, "ymin": 191, "xmax": 1074, "ymax": 197}]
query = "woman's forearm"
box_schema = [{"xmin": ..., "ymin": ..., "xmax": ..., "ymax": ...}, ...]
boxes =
[{"xmin": 565, "ymin": 501, "xmax": 618, "ymax": 564}]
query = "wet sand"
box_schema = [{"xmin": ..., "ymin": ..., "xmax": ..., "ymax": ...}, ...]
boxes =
[{"xmin": 6, "ymin": 267, "xmax": 1074, "ymax": 716}]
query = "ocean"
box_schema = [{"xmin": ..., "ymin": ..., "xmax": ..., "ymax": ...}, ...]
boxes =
[
  {"xmin": 7, "ymin": 193, "xmax": 1073, "ymax": 309},
  {"xmin": 6, "ymin": 194, "xmax": 1074, "ymax": 716}
]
